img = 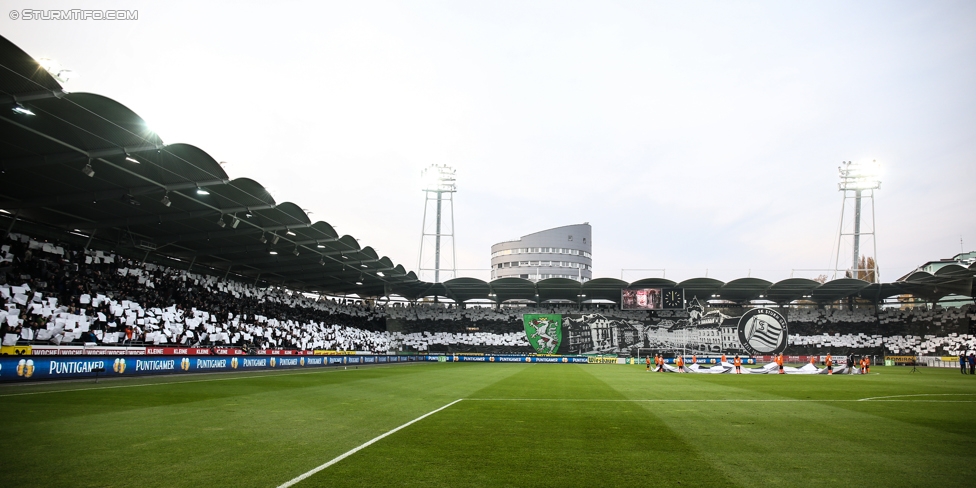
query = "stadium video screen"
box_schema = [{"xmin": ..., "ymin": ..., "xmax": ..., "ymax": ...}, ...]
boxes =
[{"xmin": 621, "ymin": 288, "xmax": 662, "ymax": 310}]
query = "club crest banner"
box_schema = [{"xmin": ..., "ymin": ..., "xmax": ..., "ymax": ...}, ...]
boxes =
[
  {"xmin": 523, "ymin": 314, "xmax": 562, "ymax": 354},
  {"xmin": 737, "ymin": 308, "xmax": 788, "ymax": 355}
]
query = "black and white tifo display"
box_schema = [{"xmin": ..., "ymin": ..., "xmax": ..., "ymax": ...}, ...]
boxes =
[{"xmin": 524, "ymin": 304, "xmax": 789, "ymax": 356}]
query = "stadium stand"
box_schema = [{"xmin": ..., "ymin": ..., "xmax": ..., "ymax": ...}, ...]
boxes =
[
  {"xmin": 1, "ymin": 34, "xmax": 974, "ymax": 359},
  {"xmin": 2, "ymin": 231, "xmax": 974, "ymax": 356}
]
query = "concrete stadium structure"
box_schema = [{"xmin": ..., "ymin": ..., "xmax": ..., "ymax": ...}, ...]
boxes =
[{"xmin": 490, "ymin": 223, "xmax": 592, "ymax": 282}]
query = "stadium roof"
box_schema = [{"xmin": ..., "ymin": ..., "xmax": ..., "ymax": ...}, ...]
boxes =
[
  {"xmin": 1, "ymin": 35, "xmax": 972, "ymax": 304},
  {"xmin": 0, "ymin": 35, "xmax": 420, "ymax": 296}
]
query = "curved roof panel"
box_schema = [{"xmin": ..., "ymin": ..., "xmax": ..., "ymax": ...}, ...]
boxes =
[
  {"xmin": 444, "ymin": 278, "xmax": 491, "ymax": 303},
  {"xmin": 677, "ymin": 278, "xmax": 725, "ymax": 300},
  {"xmin": 717, "ymin": 278, "xmax": 773, "ymax": 302},
  {"xmin": 0, "ymin": 35, "xmax": 63, "ymax": 94},
  {"xmin": 766, "ymin": 278, "xmax": 821, "ymax": 304},
  {"xmin": 809, "ymin": 278, "xmax": 872, "ymax": 302},
  {"xmin": 537, "ymin": 278, "xmax": 583, "ymax": 302},
  {"xmin": 581, "ymin": 278, "xmax": 628, "ymax": 303},
  {"xmin": 489, "ymin": 278, "xmax": 537, "ymax": 303},
  {"xmin": 629, "ymin": 278, "xmax": 677, "ymax": 288}
]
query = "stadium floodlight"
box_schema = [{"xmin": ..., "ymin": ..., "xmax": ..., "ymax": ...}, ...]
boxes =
[
  {"xmin": 286, "ymin": 230, "xmax": 296, "ymax": 236},
  {"xmin": 259, "ymin": 233, "xmax": 267, "ymax": 244},
  {"xmin": 838, "ymin": 160, "xmax": 881, "ymax": 191},
  {"xmin": 421, "ymin": 164, "xmax": 457, "ymax": 192},
  {"xmin": 316, "ymin": 243, "xmax": 325, "ymax": 248},
  {"xmin": 231, "ymin": 216, "xmax": 240, "ymax": 229},
  {"xmin": 124, "ymin": 154, "xmax": 140, "ymax": 164},
  {"xmin": 271, "ymin": 234, "xmax": 280, "ymax": 245},
  {"xmin": 36, "ymin": 58, "xmax": 77, "ymax": 83},
  {"xmin": 196, "ymin": 187, "xmax": 210, "ymax": 195},
  {"xmin": 81, "ymin": 162, "xmax": 95, "ymax": 177},
  {"xmin": 269, "ymin": 250, "xmax": 278, "ymax": 255},
  {"xmin": 216, "ymin": 216, "xmax": 226, "ymax": 228},
  {"xmin": 11, "ymin": 104, "xmax": 35, "ymax": 116},
  {"xmin": 292, "ymin": 247, "xmax": 300, "ymax": 256},
  {"xmin": 160, "ymin": 193, "xmax": 171, "ymax": 207}
]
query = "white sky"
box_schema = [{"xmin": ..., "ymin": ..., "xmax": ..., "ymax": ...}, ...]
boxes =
[{"xmin": 6, "ymin": 0, "xmax": 976, "ymax": 284}]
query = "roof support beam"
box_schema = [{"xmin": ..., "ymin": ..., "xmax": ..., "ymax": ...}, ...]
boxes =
[
  {"xmin": 165, "ymin": 243, "xmax": 360, "ymax": 259},
  {"xmin": 0, "ymin": 88, "xmax": 66, "ymax": 104},
  {"xmin": 0, "ymin": 143, "xmax": 166, "ymax": 172},
  {"xmin": 64, "ymin": 204, "xmax": 276, "ymax": 230},
  {"xmin": 0, "ymin": 179, "xmax": 228, "ymax": 210}
]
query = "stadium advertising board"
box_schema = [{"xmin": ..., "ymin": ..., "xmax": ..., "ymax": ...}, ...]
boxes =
[{"xmin": 0, "ymin": 354, "xmax": 405, "ymax": 382}]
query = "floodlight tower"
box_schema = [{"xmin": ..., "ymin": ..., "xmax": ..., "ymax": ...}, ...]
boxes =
[
  {"xmin": 417, "ymin": 165, "xmax": 457, "ymax": 283},
  {"xmin": 833, "ymin": 160, "xmax": 881, "ymax": 281}
]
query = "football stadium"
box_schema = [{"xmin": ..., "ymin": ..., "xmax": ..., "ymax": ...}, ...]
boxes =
[{"xmin": 2, "ymin": 4, "xmax": 976, "ymax": 487}]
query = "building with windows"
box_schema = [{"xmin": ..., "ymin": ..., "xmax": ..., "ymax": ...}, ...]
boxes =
[{"xmin": 490, "ymin": 223, "xmax": 592, "ymax": 282}]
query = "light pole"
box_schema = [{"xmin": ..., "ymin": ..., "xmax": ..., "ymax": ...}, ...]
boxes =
[
  {"xmin": 417, "ymin": 165, "xmax": 457, "ymax": 283},
  {"xmin": 833, "ymin": 160, "xmax": 881, "ymax": 281}
]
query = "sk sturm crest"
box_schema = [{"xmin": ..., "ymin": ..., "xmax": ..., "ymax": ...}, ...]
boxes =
[
  {"xmin": 523, "ymin": 314, "xmax": 562, "ymax": 354},
  {"xmin": 736, "ymin": 308, "xmax": 789, "ymax": 355}
]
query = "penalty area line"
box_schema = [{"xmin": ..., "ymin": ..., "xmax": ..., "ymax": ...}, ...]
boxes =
[{"xmin": 277, "ymin": 398, "xmax": 464, "ymax": 488}]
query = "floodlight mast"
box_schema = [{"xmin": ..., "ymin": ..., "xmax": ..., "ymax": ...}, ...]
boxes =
[
  {"xmin": 417, "ymin": 165, "xmax": 457, "ymax": 283},
  {"xmin": 833, "ymin": 160, "xmax": 881, "ymax": 281}
]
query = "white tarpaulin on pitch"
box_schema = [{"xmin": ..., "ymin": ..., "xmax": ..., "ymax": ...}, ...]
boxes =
[{"xmin": 660, "ymin": 362, "xmax": 851, "ymax": 374}]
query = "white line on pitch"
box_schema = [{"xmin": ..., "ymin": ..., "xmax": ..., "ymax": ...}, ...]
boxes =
[
  {"xmin": 277, "ymin": 399, "xmax": 464, "ymax": 488},
  {"xmin": 0, "ymin": 363, "xmax": 415, "ymax": 398},
  {"xmin": 857, "ymin": 393, "xmax": 976, "ymax": 401},
  {"xmin": 464, "ymin": 398, "xmax": 976, "ymax": 403}
]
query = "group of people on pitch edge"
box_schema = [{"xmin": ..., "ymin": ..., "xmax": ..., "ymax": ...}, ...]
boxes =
[
  {"xmin": 960, "ymin": 353, "xmax": 976, "ymax": 374},
  {"xmin": 643, "ymin": 353, "xmax": 877, "ymax": 375}
]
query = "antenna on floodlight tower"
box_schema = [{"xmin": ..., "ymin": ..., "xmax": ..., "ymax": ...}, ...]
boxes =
[
  {"xmin": 417, "ymin": 165, "xmax": 457, "ymax": 283},
  {"xmin": 832, "ymin": 160, "xmax": 881, "ymax": 282}
]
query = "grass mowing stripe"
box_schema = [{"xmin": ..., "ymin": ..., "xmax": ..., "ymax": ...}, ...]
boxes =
[
  {"xmin": 308, "ymin": 365, "xmax": 738, "ymax": 486},
  {"xmin": 0, "ymin": 363, "xmax": 417, "ymax": 397},
  {"xmin": 277, "ymin": 399, "xmax": 464, "ymax": 488}
]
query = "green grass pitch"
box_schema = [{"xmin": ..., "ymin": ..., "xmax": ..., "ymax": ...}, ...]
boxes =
[{"xmin": 1, "ymin": 363, "xmax": 975, "ymax": 487}]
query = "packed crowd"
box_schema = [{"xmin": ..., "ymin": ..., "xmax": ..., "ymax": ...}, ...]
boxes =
[{"xmin": 1, "ymin": 232, "xmax": 973, "ymax": 355}]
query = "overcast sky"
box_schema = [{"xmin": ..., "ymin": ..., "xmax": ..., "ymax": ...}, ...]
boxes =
[{"xmin": 6, "ymin": 0, "xmax": 975, "ymax": 284}]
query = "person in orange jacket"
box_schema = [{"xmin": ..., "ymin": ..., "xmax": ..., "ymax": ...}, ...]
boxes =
[
  {"xmin": 776, "ymin": 353, "xmax": 785, "ymax": 374},
  {"xmin": 646, "ymin": 355, "xmax": 651, "ymax": 372},
  {"xmin": 826, "ymin": 353, "xmax": 833, "ymax": 375},
  {"xmin": 733, "ymin": 355, "xmax": 742, "ymax": 374},
  {"xmin": 676, "ymin": 355, "xmax": 685, "ymax": 371},
  {"xmin": 657, "ymin": 354, "xmax": 665, "ymax": 372},
  {"xmin": 810, "ymin": 355, "xmax": 817, "ymax": 366},
  {"xmin": 721, "ymin": 353, "xmax": 727, "ymax": 364}
]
